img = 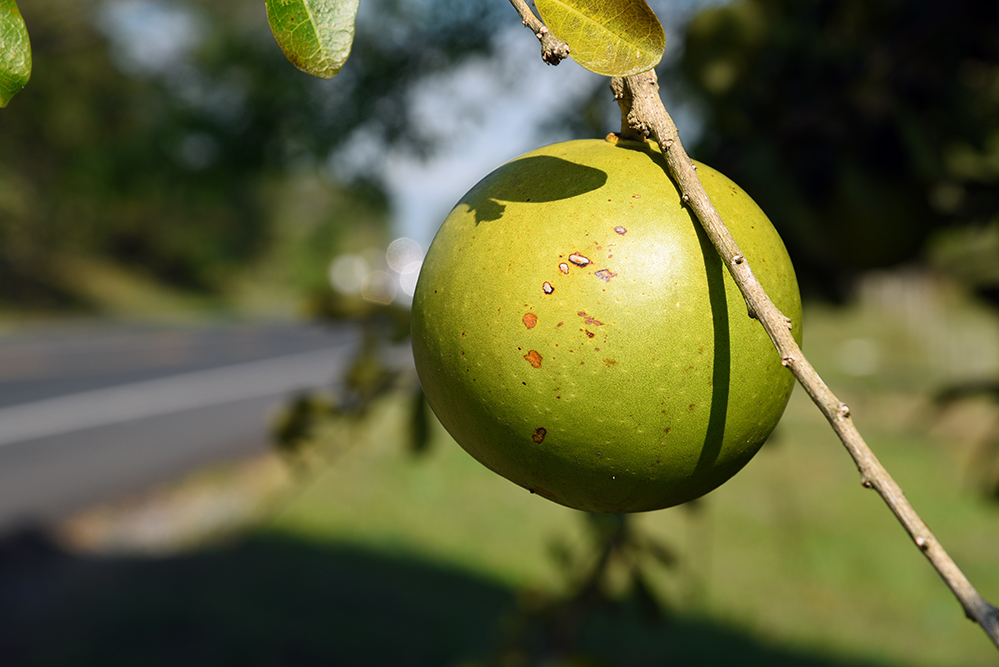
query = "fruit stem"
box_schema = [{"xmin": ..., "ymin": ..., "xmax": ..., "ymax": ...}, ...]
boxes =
[{"xmin": 610, "ymin": 70, "xmax": 999, "ymax": 651}]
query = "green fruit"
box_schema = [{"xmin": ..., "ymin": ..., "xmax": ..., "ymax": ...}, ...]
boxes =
[{"xmin": 411, "ymin": 136, "xmax": 802, "ymax": 513}]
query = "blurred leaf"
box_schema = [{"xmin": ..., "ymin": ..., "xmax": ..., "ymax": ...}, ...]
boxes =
[
  {"xmin": 547, "ymin": 538, "xmax": 577, "ymax": 572},
  {"xmin": 265, "ymin": 0, "xmax": 359, "ymax": 79},
  {"xmin": 584, "ymin": 512, "xmax": 627, "ymax": 545},
  {"xmin": 409, "ymin": 389, "xmax": 431, "ymax": 455},
  {"xmin": 344, "ymin": 329, "xmax": 396, "ymax": 411},
  {"xmin": 535, "ymin": 0, "xmax": 665, "ymax": 77},
  {"xmin": 641, "ymin": 537, "xmax": 676, "ymax": 568},
  {"xmin": 630, "ymin": 569, "xmax": 666, "ymax": 622},
  {"xmin": 272, "ymin": 393, "xmax": 338, "ymax": 456},
  {"xmin": 0, "ymin": 0, "xmax": 31, "ymax": 107}
]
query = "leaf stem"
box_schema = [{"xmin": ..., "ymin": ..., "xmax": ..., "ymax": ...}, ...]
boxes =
[{"xmin": 610, "ymin": 70, "xmax": 999, "ymax": 650}]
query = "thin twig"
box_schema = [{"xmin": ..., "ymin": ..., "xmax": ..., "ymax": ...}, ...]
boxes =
[
  {"xmin": 612, "ymin": 70, "xmax": 999, "ymax": 649},
  {"xmin": 506, "ymin": 0, "xmax": 570, "ymax": 65},
  {"xmin": 506, "ymin": 3, "xmax": 999, "ymax": 649}
]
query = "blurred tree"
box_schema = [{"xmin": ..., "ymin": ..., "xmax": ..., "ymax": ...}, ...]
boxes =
[
  {"xmin": 0, "ymin": 0, "xmax": 505, "ymax": 310},
  {"xmin": 673, "ymin": 0, "xmax": 999, "ymax": 300}
]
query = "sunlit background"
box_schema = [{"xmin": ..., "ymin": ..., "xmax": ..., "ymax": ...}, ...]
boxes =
[{"xmin": 1, "ymin": 0, "xmax": 998, "ymax": 665}]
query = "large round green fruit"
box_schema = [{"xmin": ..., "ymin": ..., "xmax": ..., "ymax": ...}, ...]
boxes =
[{"xmin": 411, "ymin": 136, "xmax": 802, "ymax": 513}]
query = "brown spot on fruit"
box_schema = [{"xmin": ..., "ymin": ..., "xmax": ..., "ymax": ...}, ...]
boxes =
[
  {"xmin": 602, "ymin": 358, "xmax": 617, "ymax": 366},
  {"xmin": 568, "ymin": 253, "xmax": 591, "ymax": 267},
  {"xmin": 614, "ymin": 226, "xmax": 627, "ymax": 235},
  {"xmin": 532, "ymin": 427, "xmax": 547, "ymax": 443},
  {"xmin": 559, "ymin": 262, "xmax": 569, "ymax": 274},
  {"xmin": 584, "ymin": 330, "xmax": 595, "ymax": 338},
  {"xmin": 524, "ymin": 350, "xmax": 543, "ymax": 368},
  {"xmin": 542, "ymin": 282, "xmax": 554, "ymax": 295},
  {"xmin": 577, "ymin": 311, "xmax": 604, "ymax": 326},
  {"xmin": 594, "ymin": 269, "xmax": 617, "ymax": 282},
  {"xmin": 688, "ymin": 403, "xmax": 695, "ymax": 411},
  {"xmin": 522, "ymin": 312, "xmax": 538, "ymax": 329}
]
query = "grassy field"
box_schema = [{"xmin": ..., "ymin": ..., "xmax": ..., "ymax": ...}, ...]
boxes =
[{"xmin": 4, "ymin": 271, "xmax": 999, "ymax": 666}]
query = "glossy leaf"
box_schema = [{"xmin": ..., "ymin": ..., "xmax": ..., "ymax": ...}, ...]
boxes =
[
  {"xmin": 535, "ymin": 0, "xmax": 665, "ymax": 77},
  {"xmin": 265, "ymin": 0, "xmax": 359, "ymax": 79},
  {"xmin": 0, "ymin": 0, "xmax": 31, "ymax": 107}
]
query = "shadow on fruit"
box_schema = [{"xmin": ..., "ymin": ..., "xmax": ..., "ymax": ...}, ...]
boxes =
[{"xmin": 461, "ymin": 155, "xmax": 608, "ymax": 224}]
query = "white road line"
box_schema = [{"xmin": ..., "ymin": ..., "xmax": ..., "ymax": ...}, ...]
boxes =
[{"xmin": 0, "ymin": 345, "xmax": 353, "ymax": 447}]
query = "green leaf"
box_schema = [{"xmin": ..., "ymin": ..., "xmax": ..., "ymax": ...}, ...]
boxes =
[
  {"xmin": 535, "ymin": 0, "xmax": 665, "ymax": 77},
  {"xmin": 0, "ymin": 0, "xmax": 31, "ymax": 107},
  {"xmin": 265, "ymin": 0, "xmax": 359, "ymax": 79}
]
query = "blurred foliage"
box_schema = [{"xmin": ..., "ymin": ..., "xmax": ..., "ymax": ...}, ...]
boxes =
[
  {"xmin": 0, "ymin": 0, "xmax": 505, "ymax": 311},
  {"xmin": 493, "ymin": 512, "xmax": 676, "ymax": 665},
  {"xmin": 672, "ymin": 0, "xmax": 999, "ymax": 300},
  {"xmin": 272, "ymin": 299, "xmax": 418, "ymax": 461},
  {"xmin": 934, "ymin": 379, "xmax": 999, "ymax": 500}
]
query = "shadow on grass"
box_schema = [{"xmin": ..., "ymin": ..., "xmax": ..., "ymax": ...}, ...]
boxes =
[{"xmin": 0, "ymin": 527, "xmax": 897, "ymax": 667}]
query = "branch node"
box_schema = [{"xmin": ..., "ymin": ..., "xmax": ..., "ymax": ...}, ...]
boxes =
[
  {"xmin": 540, "ymin": 34, "xmax": 570, "ymax": 65},
  {"xmin": 681, "ymin": 193, "xmax": 690, "ymax": 204},
  {"xmin": 785, "ymin": 316, "xmax": 794, "ymax": 330},
  {"xmin": 916, "ymin": 536, "xmax": 932, "ymax": 551},
  {"xmin": 861, "ymin": 476, "xmax": 874, "ymax": 489},
  {"xmin": 509, "ymin": 0, "xmax": 569, "ymax": 66},
  {"xmin": 731, "ymin": 254, "xmax": 745, "ymax": 265},
  {"xmin": 780, "ymin": 355, "xmax": 793, "ymax": 367},
  {"xmin": 838, "ymin": 402, "xmax": 851, "ymax": 418}
]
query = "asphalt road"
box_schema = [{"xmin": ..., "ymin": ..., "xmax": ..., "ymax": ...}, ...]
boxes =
[{"xmin": 0, "ymin": 320, "xmax": 357, "ymax": 533}]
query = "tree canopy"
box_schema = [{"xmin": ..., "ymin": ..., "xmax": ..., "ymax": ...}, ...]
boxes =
[
  {"xmin": 675, "ymin": 0, "xmax": 999, "ymax": 299},
  {"xmin": 0, "ymin": 0, "xmax": 506, "ymax": 310}
]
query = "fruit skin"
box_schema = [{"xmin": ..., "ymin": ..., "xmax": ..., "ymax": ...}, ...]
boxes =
[{"xmin": 411, "ymin": 136, "xmax": 802, "ymax": 514}]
